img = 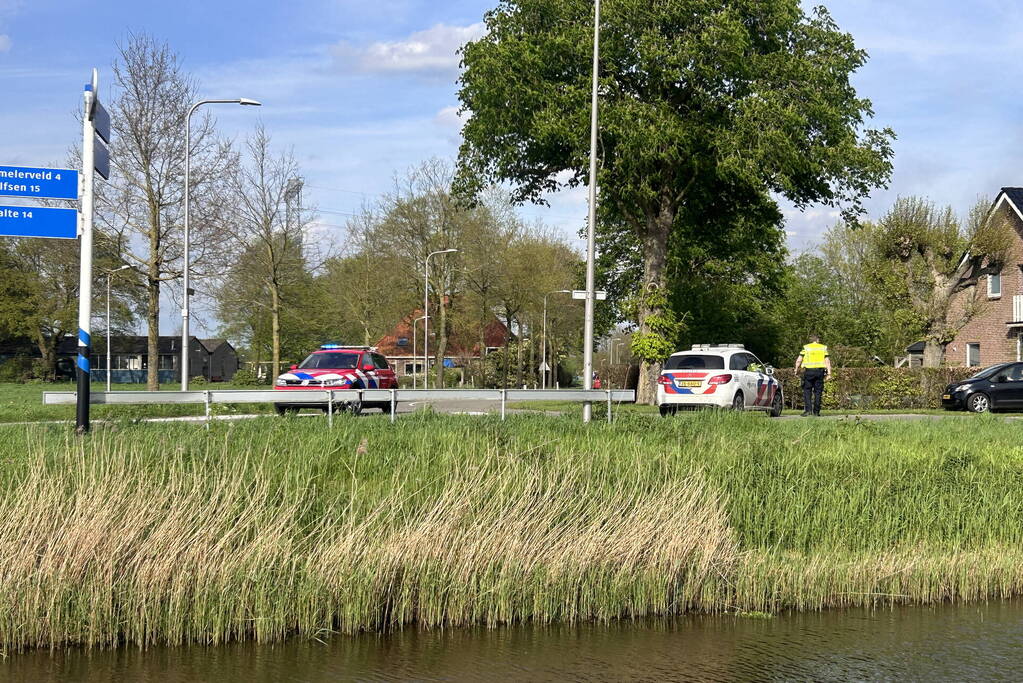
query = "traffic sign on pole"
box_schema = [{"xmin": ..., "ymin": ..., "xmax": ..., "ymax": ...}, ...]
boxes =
[
  {"xmin": 76, "ymin": 67, "xmax": 103, "ymax": 434},
  {"xmin": 94, "ymin": 139, "xmax": 110, "ymax": 180},
  {"xmin": 0, "ymin": 166, "xmax": 78, "ymax": 200},
  {"xmin": 572, "ymin": 290, "xmax": 607, "ymax": 300},
  {"xmin": 93, "ymin": 100, "xmax": 111, "ymax": 143},
  {"xmin": 0, "ymin": 205, "xmax": 77, "ymax": 239}
]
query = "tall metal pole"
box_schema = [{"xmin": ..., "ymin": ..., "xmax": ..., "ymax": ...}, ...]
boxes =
[
  {"xmin": 181, "ymin": 98, "xmax": 261, "ymax": 390},
  {"xmin": 106, "ymin": 273, "xmax": 112, "ymax": 393},
  {"xmin": 542, "ymin": 294, "xmax": 549, "ymax": 391},
  {"xmin": 76, "ymin": 73, "xmax": 97, "ymax": 434},
  {"xmin": 412, "ymin": 315, "xmax": 425, "ymax": 389},
  {"xmin": 582, "ymin": 0, "xmax": 601, "ymax": 423},
  {"xmin": 182, "ymin": 103, "xmax": 195, "ymax": 391},
  {"xmin": 423, "ymin": 255, "xmax": 430, "ymax": 390}
]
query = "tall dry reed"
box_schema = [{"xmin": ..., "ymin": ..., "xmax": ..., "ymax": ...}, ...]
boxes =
[{"xmin": 0, "ymin": 411, "xmax": 1020, "ymax": 650}]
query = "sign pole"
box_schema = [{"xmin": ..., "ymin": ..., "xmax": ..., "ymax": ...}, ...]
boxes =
[
  {"xmin": 582, "ymin": 0, "xmax": 601, "ymax": 423},
  {"xmin": 75, "ymin": 71, "xmax": 98, "ymax": 434}
]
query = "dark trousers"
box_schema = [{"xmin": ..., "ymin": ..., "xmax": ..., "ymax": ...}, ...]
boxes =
[{"xmin": 802, "ymin": 368, "xmax": 826, "ymax": 415}]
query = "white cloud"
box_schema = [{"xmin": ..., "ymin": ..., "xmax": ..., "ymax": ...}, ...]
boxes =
[
  {"xmin": 433, "ymin": 105, "xmax": 465, "ymax": 130},
  {"xmin": 332, "ymin": 23, "xmax": 486, "ymax": 75},
  {"xmin": 0, "ymin": 35, "xmax": 11, "ymax": 53}
]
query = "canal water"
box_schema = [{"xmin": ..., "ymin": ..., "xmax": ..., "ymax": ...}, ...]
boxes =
[{"xmin": 3, "ymin": 602, "xmax": 1022, "ymax": 681}]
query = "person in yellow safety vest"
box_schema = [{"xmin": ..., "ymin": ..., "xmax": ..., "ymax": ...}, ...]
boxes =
[{"xmin": 794, "ymin": 334, "xmax": 831, "ymax": 417}]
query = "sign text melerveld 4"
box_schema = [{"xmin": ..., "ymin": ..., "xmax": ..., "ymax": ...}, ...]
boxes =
[{"xmin": 0, "ymin": 165, "xmax": 78, "ymax": 200}]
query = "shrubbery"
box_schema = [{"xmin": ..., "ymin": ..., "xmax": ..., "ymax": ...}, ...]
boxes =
[
  {"xmin": 774, "ymin": 367, "xmax": 977, "ymax": 410},
  {"xmin": 231, "ymin": 369, "xmax": 269, "ymax": 386},
  {"xmin": 0, "ymin": 357, "xmax": 34, "ymax": 383}
]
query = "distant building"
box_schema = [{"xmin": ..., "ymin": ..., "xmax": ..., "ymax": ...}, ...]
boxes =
[
  {"xmin": 945, "ymin": 188, "xmax": 1023, "ymax": 366},
  {"xmin": 56, "ymin": 335, "xmax": 239, "ymax": 383},
  {"xmin": 374, "ymin": 310, "xmax": 512, "ymax": 378}
]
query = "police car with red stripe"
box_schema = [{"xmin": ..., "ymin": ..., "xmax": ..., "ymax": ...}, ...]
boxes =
[
  {"xmin": 656, "ymin": 344, "xmax": 783, "ymax": 417},
  {"xmin": 273, "ymin": 344, "xmax": 397, "ymax": 416}
]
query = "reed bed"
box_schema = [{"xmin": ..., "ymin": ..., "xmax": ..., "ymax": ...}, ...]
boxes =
[{"xmin": 0, "ymin": 411, "xmax": 1021, "ymax": 650}]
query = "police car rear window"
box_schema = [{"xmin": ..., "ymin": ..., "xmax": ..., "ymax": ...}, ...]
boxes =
[
  {"xmin": 664, "ymin": 354, "xmax": 725, "ymax": 370},
  {"xmin": 298, "ymin": 352, "xmax": 360, "ymax": 369}
]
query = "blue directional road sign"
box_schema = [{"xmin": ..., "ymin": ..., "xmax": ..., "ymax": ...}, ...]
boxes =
[
  {"xmin": 0, "ymin": 166, "xmax": 78, "ymax": 200},
  {"xmin": 0, "ymin": 205, "xmax": 77, "ymax": 239}
]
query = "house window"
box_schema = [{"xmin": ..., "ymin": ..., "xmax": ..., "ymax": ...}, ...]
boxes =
[
  {"xmin": 397, "ymin": 336, "xmax": 410, "ymax": 347},
  {"xmin": 988, "ymin": 273, "xmax": 1002, "ymax": 298},
  {"xmin": 158, "ymin": 355, "xmax": 177, "ymax": 370},
  {"xmin": 967, "ymin": 343, "xmax": 981, "ymax": 368},
  {"xmin": 403, "ymin": 363, "xmax": 423, "ymax": 374}
]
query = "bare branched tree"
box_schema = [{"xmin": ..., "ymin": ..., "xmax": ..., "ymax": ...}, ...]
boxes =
[
  {"xmin": 220, "ymin": 125, "xmax": 310, "ymax": 380},
  {"xmin": 96, "ymin": 34, "xmax": 233, "ymax": 389}
]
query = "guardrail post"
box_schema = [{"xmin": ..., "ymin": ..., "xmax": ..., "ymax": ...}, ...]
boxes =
[
  {"xmin": 390, "ymin": 389, "xmax": 396, "ymax": 424},
  {"xmin": 327, "ymin": 390, "xmax": 333, "ymax": 428},
  {"xmin": 501, "ymin": 388, "xmax": 507, "ymax": 420},
  {"xmin": 606, "ymin": 390, "xmax": 612, "ymax": 423},
  {"xmin": 204, "ymin": 390, "xmax": 211, "ymax": 429}
]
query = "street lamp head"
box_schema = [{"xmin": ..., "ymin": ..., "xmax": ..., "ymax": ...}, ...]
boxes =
[{"xmin": 238, "ymin": 98, "xmax": 262, "ymax": 106}]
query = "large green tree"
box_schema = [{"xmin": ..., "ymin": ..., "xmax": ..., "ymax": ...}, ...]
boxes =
[
  {"xmin": 456, "ymin": 0, "xmax": 894, "ymax": 402},
  {"xmin": 875, "ymin": 196, "xmax": 1011, "ymax": 367}
]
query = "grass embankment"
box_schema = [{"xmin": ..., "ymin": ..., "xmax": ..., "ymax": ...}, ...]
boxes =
[
  {"xmin": 2, "ymin": 412, "xmax": 1023, "ymax": 651},
  {"xmin": 0, "ymin": 382, "xmax": 270, "ymax": 423}
]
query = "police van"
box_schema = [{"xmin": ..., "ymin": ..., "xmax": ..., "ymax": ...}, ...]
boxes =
[{"xmin": 656, "ymin": 344, "xmax": 783, "ymax": 417}]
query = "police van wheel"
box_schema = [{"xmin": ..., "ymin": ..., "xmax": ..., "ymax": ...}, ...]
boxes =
[
  {"xmin": 769, "ymin": 392, "xmax": 783, "ymax": 418},
  {"xmin": 731, "ymin": 391, "xmax": 745, "ymax": 411},
  {"xmin": 658, "ymin": 404, "xmax": 675, "ymax": 418}
]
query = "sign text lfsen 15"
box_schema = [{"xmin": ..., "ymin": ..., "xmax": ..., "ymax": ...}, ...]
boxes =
[{"xmin": 0, "ymin": 165, "xmax": 78, "ymax": 200}]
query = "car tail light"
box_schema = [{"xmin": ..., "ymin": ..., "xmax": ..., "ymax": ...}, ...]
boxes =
[
  {"xmin": 708, "ymin": 374, "xmax": 732, "ymax": 385},
  {"xmin": 658, "ymin": 375, "xmax": 672, "ymax": 385}
]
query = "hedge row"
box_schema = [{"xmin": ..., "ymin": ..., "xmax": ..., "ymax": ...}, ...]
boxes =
[{"xmin": 772, "ymin": 367, "xmax": 977, "ymax": 411}]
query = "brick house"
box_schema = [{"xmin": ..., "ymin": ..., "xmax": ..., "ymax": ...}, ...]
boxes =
[
  {"xmin": 374, "ymin": 310, "xmax": 512, "ymax": 378},
  {"xmin": 945, "ymin": 188, "xmax": 1023, "ymax": 367}
]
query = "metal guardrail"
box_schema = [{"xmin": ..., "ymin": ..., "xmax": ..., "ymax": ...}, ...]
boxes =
[{"xmin": 42, "ymin": 388, "xmax": 636, "ymax": 425}]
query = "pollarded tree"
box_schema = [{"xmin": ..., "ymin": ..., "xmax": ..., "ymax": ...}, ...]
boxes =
[
  {"xmin": 456, "ymin": 0, "xmax": 894, "ymax": 403},
  {"xmin": 875, "ymin": 196, "xmax": 1012, "ymax": 367}
]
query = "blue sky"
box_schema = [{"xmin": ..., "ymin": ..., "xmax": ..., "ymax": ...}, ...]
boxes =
[{"xmin": 2, "ymin": 0, "xmax": 1022, "ymax": 283}]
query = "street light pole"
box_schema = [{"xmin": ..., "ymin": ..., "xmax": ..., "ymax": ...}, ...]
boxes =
[
  {"xmin": 182, "ymin": 97, "xmax": 261, "ymax": 390},
  {"xmin": 105, "ymin": 265, "xmax": 132, "ymax": 392},
  {"xmin": 412, "ymin": 315, "xmax": 426, "ymax": 390},
  {"xmin": 582, "ymin": 0, "xmax": 601, "ymax": 422},
  {"xmin": 542, "ymin": 290, "xmax": 571, "ymax": 390},
  {"xmin": 423, "ymin": 248, "xmax": 457, "ymax": 389}
]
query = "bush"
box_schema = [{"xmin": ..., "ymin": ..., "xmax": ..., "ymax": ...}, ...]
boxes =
[
  {"xmin": 231, "ymin": 369, "xmax": 267, "ymax": 386},
  {"xmin": 0, "ymin": 356, "xmax": 34, "ymax": 383},
  {"xmin": 774, "ymin": 367, "xmax": 977, "ymax": 411},
  {"xmin": 189, "ymin": 376, "xmax": 208, "ymax": 386}
]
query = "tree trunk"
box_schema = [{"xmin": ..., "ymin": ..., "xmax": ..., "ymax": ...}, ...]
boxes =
[
  {"xmin": 31, "ymin": 329, "xmax": 57, "ymax": 381},
  {"xmin": 922, "ymin": 338, "xmax": 944, "ymax": 368},
  {"xmin": 635, "ymin": 203, "xmax": 675, "ymax": 405},
  {"xmin": 146, "ymin": 274, "xmax": 160, "ymax": 390},
  {"xmin": 270, "ymin": 282, "xmax": 281, "ymax": 381},
  {"xmin": 435, "ymin": 295, "xmax": 448, "ymax": 389}
]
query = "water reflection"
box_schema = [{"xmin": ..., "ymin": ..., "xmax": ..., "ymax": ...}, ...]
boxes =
[{"xmin": 3, "ymin": 602, "xmax": 1023, "ymax": 682}]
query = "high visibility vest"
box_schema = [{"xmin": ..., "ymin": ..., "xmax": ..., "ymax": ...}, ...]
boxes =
[{"xmin": 800, "ymin": 343, "xmax": 829, "ymax": 369}]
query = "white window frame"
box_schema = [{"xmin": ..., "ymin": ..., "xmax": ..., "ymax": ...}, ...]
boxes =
[
  {"xmin": 988, "ymin": 273, "xmax": 1002, "ymax": 298},
  {"xmin": 966, "ymin": 343, "xmax": 981, "ymax": 368}
]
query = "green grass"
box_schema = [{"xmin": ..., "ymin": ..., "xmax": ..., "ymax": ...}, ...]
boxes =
[
  {"xmin": 0, "ymin": 381, "xmax": 274, "ymax": 423},
  {"xmin": 3, "ymin": 411, "xmax": 1023, "ymax": 651}
]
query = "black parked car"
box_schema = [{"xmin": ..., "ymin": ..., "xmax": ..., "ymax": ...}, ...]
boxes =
[{"xmin": 942, "ymin": 363, "xmax": 1023, "ymax": 413}]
